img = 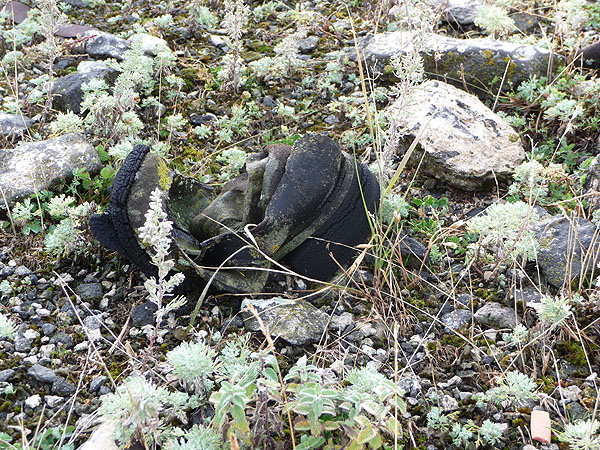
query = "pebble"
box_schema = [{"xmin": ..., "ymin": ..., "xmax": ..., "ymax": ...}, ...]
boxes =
[
  {"xmin": 90, "ymin": 375, "xmax": 108, "ymax": 393},
  {"xmin": 52, "ymin": 378, "xmax": 77, "ymax": 396},
  {"xmin": 28, "ymin": 364, "xmax": 59, "ymax": 384},
  {"xmin": 25, "ymin": 394, "xmax": 42, "ymax": 409},
  {"xmin": 0, "ymin": 369, "xmax": 15, "ymax": 382},
  {"xmin": 45, "ymin": 395, "xmax": 64, "ymax": 408},
  {"xmin": 329, "ymin": 312, "xmax": 354, "ymax": 332}
]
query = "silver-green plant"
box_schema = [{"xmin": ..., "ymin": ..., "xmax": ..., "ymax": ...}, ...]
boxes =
[
  {"xmin": 0, "ymin": 313, "xmax": 16, "ymax": 338},
  {"xmin": 188, "ymin": 2, "xmax": 217, "ymax": 29},
  {"xmin": 166, "ymin": 340, "xmax": 216, "ymax": 394},
  {"xmin": 478, "ymin": 419, "xmax": 503, "ymax": 445},
  {"xmin": 534, "ymin": 294, "xmax": 571, "ymax": 329},
  {"xmin": 169, "ymin": 424, "xmax": 222, "ymax": 450},
  {"xmin": 98, "ymin": 375, "xmax": 200, "ymax": 448},
  {"xmin": 220, "ymin": 0, "xmax": 250, "ymax": 92},
  {"xmin": 474, "ymin": 2, "xmax": 515, "ymax": 38},
  {"xmin": 467, "ymin": 201, "xmax": 539, "ymax": 263},
  {"xmin": 44, "ymin": 198, "xmax": 93, "ymax": 256},
  {"xmin": 473, "ymin": 371, "xmax": 537, "ymax": 407},
  {"xmin": 558, "ymin": 418, "xmax": 600, "ymax": 450},
  {"xmin": 138, "ymin": 188, "xmax": 186, "ymax": 343}
]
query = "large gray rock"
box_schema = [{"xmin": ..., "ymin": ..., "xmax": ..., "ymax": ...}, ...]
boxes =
[
  {"xmin": 433, "ymin": 0, "xmax": 483, "ymax": 25},
  {"xmin": 0, "ymin": 113, "xmax": 33, "ymax": 141},
  {"xmin": 534, "ymin": 216, "xmax": 600, "ymax": 288},
  {"xmin": 387, "ymin": 80, "xmax": 525, "ymax": 190},
  {"xmin": 474, "ymin": 302, "xmax": 517, "ymax": 329},
  {"xmin": 51, "ymin": 62, "xmax": 117, "ymax": 114},
  {"xmin": 0, "ymin": 134, "xmax": 101, "ymax": 205},
  {"xmin": 242, "ymin": 297, "xmax": 328, "ymax": 345},
  {"xmin": 353, "ymin": 31, "xmax": 562, "ymax": 95},
  {"xmin": 84, "ymin": 31, "xmax": 129, "ymax": 61},
  {"xmin": 583, "ymin": 155, "xmax": 600, "ymax": 214}
]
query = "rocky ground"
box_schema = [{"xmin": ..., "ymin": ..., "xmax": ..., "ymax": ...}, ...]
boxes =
[{"xmin": 0, "ymin": 0, "xmax": 600, "ymax": 449}]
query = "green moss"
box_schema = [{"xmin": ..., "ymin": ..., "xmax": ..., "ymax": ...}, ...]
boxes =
[{"xmin": 557, "ymin": 341, "xmax": 588, "ymax": 366}]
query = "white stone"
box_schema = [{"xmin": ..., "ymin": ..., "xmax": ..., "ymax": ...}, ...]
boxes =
[
  {"xmin": 78, "ymin": 420, "xmax": 119, "ymax": 450},
  {"xmin": 45, "ymin": 395, "xmax": 63, "ymax": 408},
  {"xmin": 25, "ymin": 394, "xmax": 42, "ymax": 409},
  {"xmin": 23, "ymin": 329, "xmax": 39, "ymax": 340},
  {"xmin": 127, "ymin": 33, "xmax": 172, "ymax": 56},
  {"xmin": 387, "ymin": 80, "xmax": 525, "ymax": 190},
  {"xmin": 39, "ymin": 344, "xmax": 55, "ymax": 359}
]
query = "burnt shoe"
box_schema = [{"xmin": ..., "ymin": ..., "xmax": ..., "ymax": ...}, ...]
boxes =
[{"xmin": 90, "ymin": 134, "xmax": 380, "ymax": 293}]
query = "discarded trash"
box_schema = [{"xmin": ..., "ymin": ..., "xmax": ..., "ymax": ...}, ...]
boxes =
[{"xmin": 91, "ymin": 134, "xmax": 380, "ymax": 293}]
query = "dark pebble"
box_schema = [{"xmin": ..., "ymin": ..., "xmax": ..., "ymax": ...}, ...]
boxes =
[
  {"xmin": 50, "ymin": 332, "xmax": 74, "ymax": 349},
  {"xmin": 28, "ymin": 364, "xmax": 59, "ymax": 384},
  {"xmin": 40, "ymin": 323, "xmax": 56, "ymax": 336},
  {"xmin": 75, "ymin": 283, "xmax": 103, "ymax": 302},
  {"xmin": 89, "ymin": 375, "xmax": 107, "ymax": 393},
  {"xmin": 52, "ymin": 378, "xmax": 77, "ymax": 395},
  {"xmin": 189, "ymin": 113, "xmax": 217, "ymax": 125},
  {"xmin": 131, "ymin": 301, "xmax": 158, "ymax": 327}
]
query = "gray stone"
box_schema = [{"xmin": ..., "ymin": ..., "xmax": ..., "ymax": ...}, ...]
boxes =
[
  {"xmin": 45, "ymin": 395, "xmax": 63, "ymax": 408},
  {"xmin": 0, "ymin": 134, "xmax": 101, "ymax": 205},
  {"xmin": 77, "ymin": 60, "xmax": 109, "ymax": 74},
  {"xmin": 62, "ymin": 0, "xmax": 86, "ymax": 7},
  {"xmin": 534, "ymin": 216, "xmax": 600, "ymax": 288},
  {"xmin": 40, "ymin": 323, "xmax": 56, "ymax": 336},
  {"xmin": 208, "ymin": 34, "xmax": 227, "ymax": 50},
  {"xmin": 14, "ymin": 334, "xmax": 32, "ymax": 353},
  {"xmin": 512, "ymin": 285, "xmax": 543, "ymax": 308},
  {"xmin": 51, "ymin": 66, "xmax": 117, "ymax": 114},
  {"xmin": 329, "ymin": 312, "xmax": 354, "ymax": 332},
  {"xmin": 386, "ymin": 80, "xmax": 525, "ymax": 190},
  {"xmin": 84, "ymin": 31, "xmax": 129, "ymax": 61},
  {"xmin": 398, "ymin": 376, "xmax": 421, "ymax": 397},
  {"xmin": 242, "ymin": 297, "xmax": 328, "ymax": 346},
  {"xmin": 441, "ymin": 309, "xmax": 472, "ymax": 330},
  {"xmin": 127, "ymin": 33, "xmax": 172, "ymax": 56},
  {"xmin": 353, "ymin": 31, "xmax": 562, "ymax": 96},
  {"xmin": 433, "ymin": 0, "xmax": 483, "ymax": 25},
  {"xmin": 391, "ymin": 232, "xmax": 430, "ymax": 269},
  {"xmin": 0, "ymin": 369, "xmax": 15, "ymax": 382},
  {"xmin": 52, "ymin": 377, "xmax": 77, "ymax": 395},
  {"xmin": 439, "ymin": 394, "xmax": 459, "ymax": 411},
  {"xmin": 75, "ymin": 283, "xmax": 103, "ymax": 302},
  {"xmin": 583, "ymin": 155, "xmax": 600, "ymax": 214},
  {"xmin": 474, "ymin": 301, "xmax": 517, "ymax": 329},
  {"xmin": 83, "ymin": 314, "xmax": 103, "ymax": 330},
  {"xmin": 346, "ymin": 322, "xmax": 387, "ymax": 342},
  {"xmin": 0, "ymin": 113, "xmax": 33, "ymax": 141},
  {"xmin": 28, "ymin": 364, "xmax": 59, "ymax": 384},
  {"xmin": 298, "ymin": 36, "xmax": 319, "ymax": 53},
  {"xmin": 89, "ymin": 375, "xmax": 108, "ymax": 393},
  {"xmin": 131, "ymin": 301, "xmax": 157, "ymax": 327},
  {"xmin": 50, "ymin": 332, "xmax": 74, "ymax": 349}
]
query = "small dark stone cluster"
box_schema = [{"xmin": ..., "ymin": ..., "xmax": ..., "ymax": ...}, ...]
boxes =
[{"xmin": 91, "ymin": 134, "xmax": 380, "ymax": 293}]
